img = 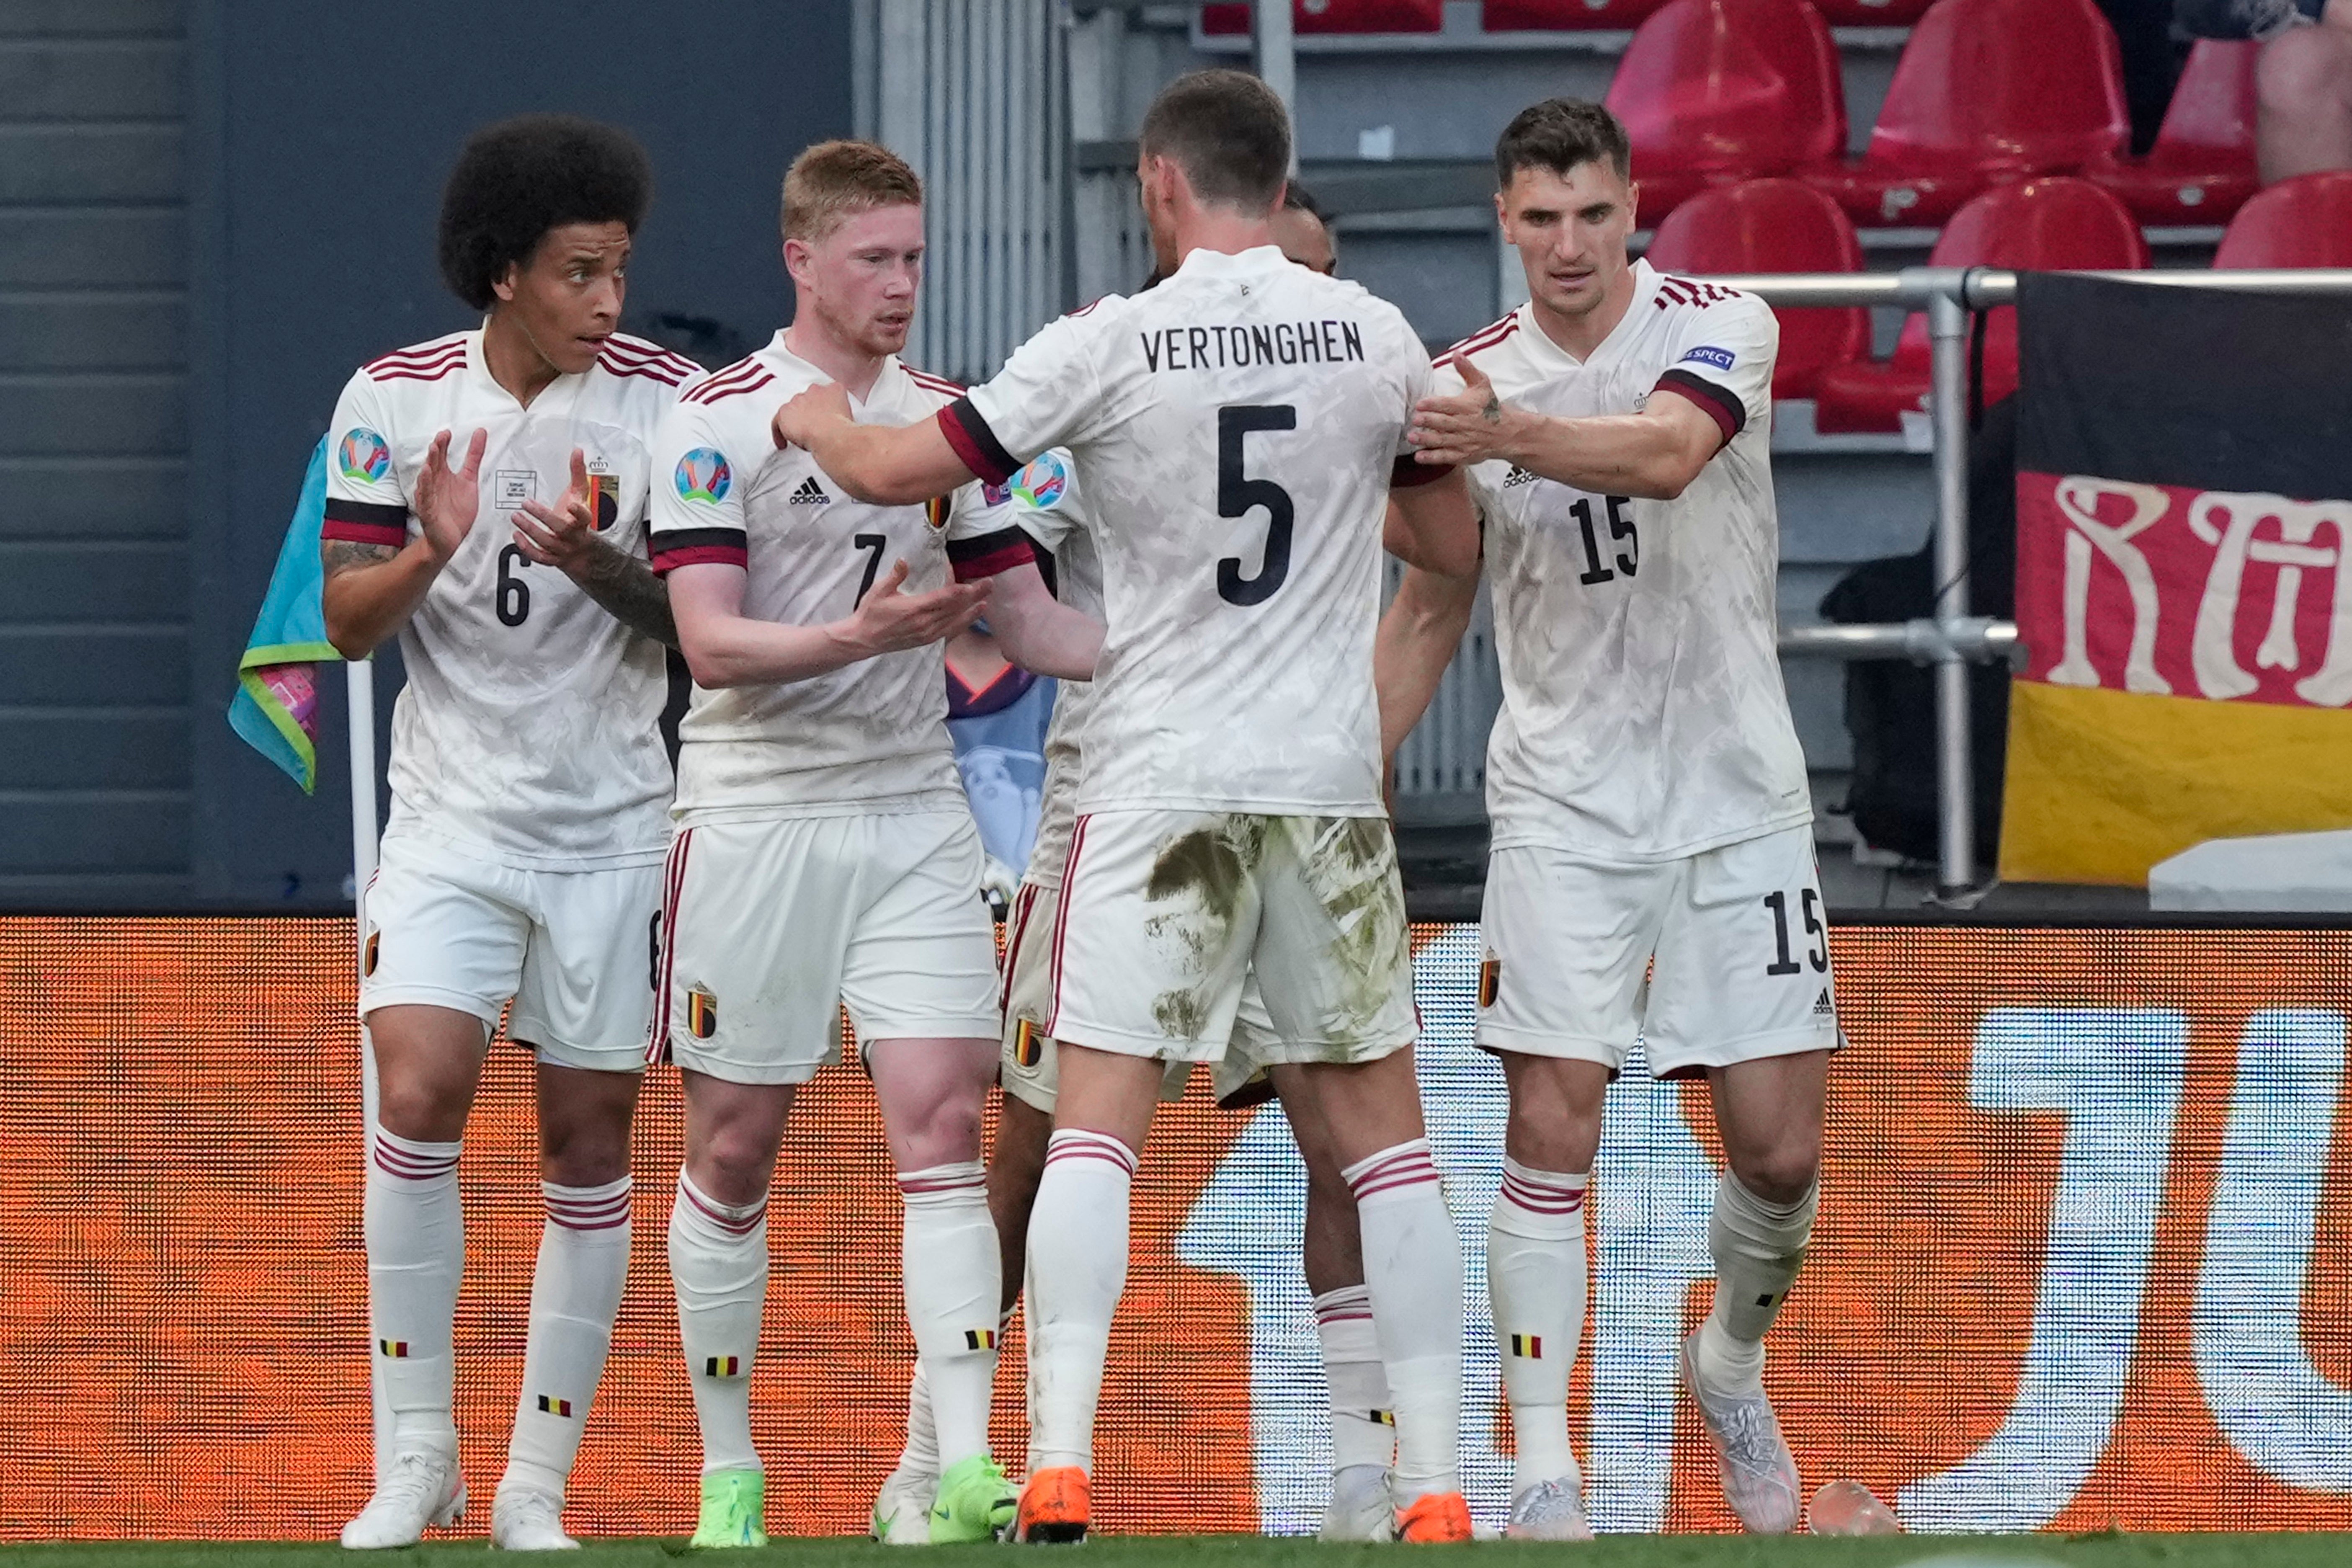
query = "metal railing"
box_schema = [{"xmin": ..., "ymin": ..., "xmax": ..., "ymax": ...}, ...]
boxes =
[{"xmin": 1733, "ymin": 266, "xmax": 2352, "ymax": 895}]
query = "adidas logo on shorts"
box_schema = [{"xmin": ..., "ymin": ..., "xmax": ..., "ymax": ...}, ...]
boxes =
[
  {"xmin": 1811, "ymin": 988, "xmax": 1834, "ymax": 1019},
  {"xmin": 1503, "ymin": 464, "xmax": 1539, "ymax": 489},
  {"xmin": 788, "ymin": 475, "xmax": 831, "ymax": 506}
]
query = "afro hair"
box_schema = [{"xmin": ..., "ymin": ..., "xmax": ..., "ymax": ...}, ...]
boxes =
[{"xmin": 437, "ymin": 114, "xmax": 653, "ymax": 311}]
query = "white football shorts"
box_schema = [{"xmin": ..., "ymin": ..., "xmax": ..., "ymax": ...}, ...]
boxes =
[
  {"xmin": 652, "ymin": 810, "xmax": 1002, "ymax": 1085},
  {"xmin": 1476, "ymin": 822, "xmax": 1843, "ymax": 1079},
  {"xmin": 360, "ymin": 830, "xmax": 663, "ymax": 1075},
  {"xmin": 1045, "ymin": 810, "xmax": 1416, "ymax": 1070},
  {"xmin": 998, "ymin": 877, "xmax": 1275, "ymax": 1113}
]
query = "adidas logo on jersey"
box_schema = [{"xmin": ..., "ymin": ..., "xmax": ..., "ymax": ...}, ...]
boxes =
[
  {"xmin": 1812, "ymin": 988, "xmax": 1835, "ymax": 1019},
  {"xmin": 789, "ymin": 476, "xmax": 831, "ymax": 506},
  {"xmin": 1503, "ymin": 465, "xmax": 1540, "ymax": 489}
]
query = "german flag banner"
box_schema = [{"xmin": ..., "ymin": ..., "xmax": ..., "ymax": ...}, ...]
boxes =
[{"xmin": 2003, "ymin": 274, "xmax": 2352, "ymax": 885}]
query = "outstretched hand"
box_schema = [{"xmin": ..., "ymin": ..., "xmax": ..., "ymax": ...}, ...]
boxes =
[
  {"xmin": 513, "ymin": 447, "xmax": 610, "ymax": 577},
  {"xmin": 1408, "ymin": 354, "xmax": 1526, "ymax": 467},
  {"xmin": 838, "ymin": 560, "xmax": 990, "ymax": 658},
  {"xmin": 414, "ymin": 428, "xmax": 487, "ymax": 563},
  {"xmin": 772, "ymin": 381, "xmax": 854, "ymax": 451}
]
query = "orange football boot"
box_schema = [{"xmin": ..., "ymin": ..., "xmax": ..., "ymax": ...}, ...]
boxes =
[
  {"xmin": 1014, "ymin": 1465, "xmax": 1090, "ymax": 1544},
  {"xmin": 1395, "ymin": 1490, "xmax": 1473, "ymax": 1542}
]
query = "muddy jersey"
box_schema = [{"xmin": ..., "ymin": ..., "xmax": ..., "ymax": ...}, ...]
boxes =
[
  {"xmin": 321, "ymin": 329, "xmax": 700, "ymax": 869},
  {"xmin": 973, "ymin": 450, "xmax": 1096, "ymax": 887},
  {"xmin": 647, "ymin": 334, "xmax": 1009, "ymax": 821},
  {"xmin": 1447, "ymin": 261, "xmax": 1811, "ymax": 862},
  {"xmin": 940, "ymin": 244, "xmax": 1439, "ymax": 818}
]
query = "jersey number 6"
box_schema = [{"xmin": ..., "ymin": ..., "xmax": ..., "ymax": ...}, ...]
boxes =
[
  {"xmin": 496, "ymin": 544, "xmax": 531, "ymax": 627},
  {"xmin": 1217, "ymin": 404, "xmax": 1296, "ymax": 607}
]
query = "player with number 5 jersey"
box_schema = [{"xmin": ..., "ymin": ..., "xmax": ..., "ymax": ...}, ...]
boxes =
[{"xmin": 774, "ymin": 70, "xmax": 1485, "ymax": 1545}]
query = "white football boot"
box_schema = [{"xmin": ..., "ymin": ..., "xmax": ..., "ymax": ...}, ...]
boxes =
[
  {"xmin": 1680, "ymin": 1328, "xmax": 1801, "ymax": 1534},
  {"xmin": 489, "ymin": 1485, "xmax": 578, "ymax": 1551},
  {"xmin": 870, "ymin": 1462, "xmax": 936, "ymax": 1546},
  {"xmin": 1320, "ymin": 1464, "xmax": 1396, "ymax": 1541},
  {"xmin": 1504, "ymin": 1476, "xmax": 1594, "ymax": 1541},
  {"xmin": 340, "ymin": 1447, "xmax": 466, "ymax": 1549}
]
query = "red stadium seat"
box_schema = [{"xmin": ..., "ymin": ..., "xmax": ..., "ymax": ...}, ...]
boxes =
[
  {"xmin": 1483, "ymin": 0, "xmax": 1672, "ymax": 26},
  {"xmin": 1812, "ymin": 177, "xmax": 2149, "ymax": 432},
  {"xmin": 1808, "ymin": 0, "xmax": 1933, "ymax": 20},
  {"xmin": 1803, "ymin": 0, "xmax": 2130, "ymax": 227},
  {"xmin": 1202, "ymin": 0, "xmax": 1444, "ymax": 33},
  {"xmin": 1604, "ymin": 0, "xmax": 1846, "ymax": 222},
  {"xmin": 2214, "ymin": 170, "xmax": 2352, "ymax": 267},
  {"xmin": 2089, "ymin": 40, "xmax": 2260, "ymax": 224},
  {"xmin": 1644, "ymin": 179, "xmax": 1870, "ymax": 399}
]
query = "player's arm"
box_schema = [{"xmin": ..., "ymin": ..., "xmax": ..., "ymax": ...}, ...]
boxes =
[
  {"xmin": 771, "ymin": 382, "xmax": 978, "ymax": 506},
  {"xmin": 667, "ymin": 559, "xmax": 987, "ymax": 690},
  {"xmin": 1375, "ymin": 563, "xmax": 1479, "ymax": 759},
  {"xmin": 1409, "ymin": 355, "xmax": 1723, "ymax": 502},
  {"xmin": 321, "ymin": 428, "xmax": 484, "ymax": 659},
  {"xmin": 974, "ymin": 554, "xmax": 1103, "ymax": 680},
  {"xmin": 512, "ymin": 447, "xmax": 676, "ymax": 646},
  {"xmin": 1385, "ymin": 465, "xmax": 1482, "ymax": 576}
]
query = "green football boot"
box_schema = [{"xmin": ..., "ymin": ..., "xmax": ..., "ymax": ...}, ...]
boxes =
[
  {"xmin": 928, "ymin": 1453, "xmax": 1019, "ymax": 1544},
  {"xmin": 689, "ymin": 1467, "xmax": 767, "ymax": 1550}
]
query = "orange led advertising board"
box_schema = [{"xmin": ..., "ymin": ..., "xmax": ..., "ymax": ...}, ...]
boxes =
[{"xmin": 0, "ymin": 918, "xmax": 2346, "ymax": 1539}]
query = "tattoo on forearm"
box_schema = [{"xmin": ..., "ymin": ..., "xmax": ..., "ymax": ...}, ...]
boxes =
[
  {"xmin": 571, "ymin": 537, "xmax": 678, "ymax": 647},
  {"xmin": 322, "ymin": 539, "xmax": 400, "ymax": 577}
]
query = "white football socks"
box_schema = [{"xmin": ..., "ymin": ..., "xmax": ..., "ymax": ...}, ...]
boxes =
[
  {"xmin": 1344, "ymin": 1138, "xmax": 1463, "ymax": 1504},
  {"xmin": 669, "ymin": 1171, "xmax": 768, "ymax": 1475},
  {"xmin": 501, "ymin": 1176, "xmax": 632, "ymax": 1501},
  {"xmin": 1696, "ymin": 1172, "xmax": 1819, "ymax": 1395},
  {"xmin": 1313, "ymin": 1285, "xmax": 1395, "ymax": 1473},
  {"xmin": 895, "ymin": 1360, "xmax": 940, "ymax": 1481},
  {"xmin": 1024, "ymin": 1130, "xmax": 1136, "ymax": 1475},
  {"xmin": 1486, "ymin": 1158, "xmax": 1588, "ymax": 1494},
  {"xmin": 898, "ymin": 1161, "xmax": 1002, "ymax": 1471},
  {"xmin": 366, "ymin": 1128, "xmax": 464, "ymax": 1455}
]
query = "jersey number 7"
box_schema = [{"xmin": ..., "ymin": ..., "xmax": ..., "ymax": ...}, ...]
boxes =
[{"xmin": 1217, "ymin": 404, "xmax": 1295, "ymax": 607}]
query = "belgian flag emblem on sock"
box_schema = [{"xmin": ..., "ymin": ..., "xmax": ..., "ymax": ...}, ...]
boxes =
[
  {"xmin": 965, "ymin": 1328, "xmax": 998, "ymax": 1351},
  {"xmin": 1507, "ymin": 1333, "xmax": 1542, "ymax": 1358},
  {"xmin": 704, "ymin": 1355, "xmax": 742, "ymax": 1377},
  {"xmin": 687, "ymin": 989, "xmax": 718, "ymax": 1039},
  {"xmin": 1012, "ymin": 1018, "xmax": 1043, "ymax": 1068},
  {"xmin": 378, "ymin": 1339, "xmax": 409, "ymax": 1358},
  {"xmin": 1479, "ymin": 956, "xmax": 1501, "ymax": 1008},
  {"xmin": 537, "ymin": 1395, "xmax": 574, "ymax": 1417},
  {"xmin": 364, "ymin": 931, "xmax": 380, "ymax": 977}
]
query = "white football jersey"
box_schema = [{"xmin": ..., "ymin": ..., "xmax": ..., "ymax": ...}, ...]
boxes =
[
  {"xmin": 944, "ymin": 244, "xmax": 1437, "ymax": 817},
  {"xmin": 322, "ymin": 328, "xmax": 700, "ymax": 869},
  {"xmin": 647, "ymin": 334, "xmax": 1008, "ymax": 820},
  {"xmin": 972, "ymin": 450, "xmax": 1096, "ymax": 887},
  {"xmin": 1448, "ymin": 260, "xmax": 1812, "ymax": 862}
]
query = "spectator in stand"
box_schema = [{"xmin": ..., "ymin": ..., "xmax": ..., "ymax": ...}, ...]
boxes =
[
  {"xmin": 2100, "ymin": 1, "xmax": 2190, "ymax": 155},
  {"xmin": 2176, "ymin": 0, "xmax": 2352, "ymax": 181}
]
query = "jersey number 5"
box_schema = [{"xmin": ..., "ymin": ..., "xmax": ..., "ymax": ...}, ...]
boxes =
[{"xmin": 1217, "ymin": 404, "xmax": 1295, "ymax": 606}]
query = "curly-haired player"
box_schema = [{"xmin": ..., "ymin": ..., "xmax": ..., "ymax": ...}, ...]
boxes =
[{"xmin": 320, "ymin": 113, "xmax": 703, "ymax": 1550}]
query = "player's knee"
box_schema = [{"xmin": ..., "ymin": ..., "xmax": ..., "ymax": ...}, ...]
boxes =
[
  {"xmin": 1728, "ymin": 1145, "xmax": 1820, "ymax": 1209},
  {"xmin": 375, "ymin": 1077, "xmax": 470, "ymax": 1144},
  {"xmin": 895, "ymin": 1093, "xmax": 987, "ymax": 1171},
  {"xmin": 539, "ymin": 1120, "xmax": 631, "ymax": 1187}
]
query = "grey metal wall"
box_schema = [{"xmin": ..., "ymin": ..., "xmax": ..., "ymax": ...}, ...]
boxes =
[
  {"xmin": 0, "ymin": 0, "xmax": 190, "ymax": 904},
  {"xmin": 856, "ymin": 0, "xmax": 1068, "ymax": 384}
]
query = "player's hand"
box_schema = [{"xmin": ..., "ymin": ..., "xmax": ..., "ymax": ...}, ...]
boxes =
[
  {"xmin": 1408, "ymin": 355, "xmax": 1530, "ymax": 467},
  {"xmin": 772, "ymin": 381, "xmax": 854, "ymax": 451},
  {"xmin": 837, "ymin": 560, "xmax": 990, "ymax": 658},
  {"xmin": 513, "ymin": 447, "xmax": 610, "ymax": 577},
  {"xmin": 414, "ymin": 428, "xmax": 487, "ymax": 564}
]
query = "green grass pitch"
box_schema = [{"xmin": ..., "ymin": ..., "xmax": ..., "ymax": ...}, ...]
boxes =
[{"xmin": 2, "ymin": 1536, "xmax": 2347, "ymax": 1566}]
